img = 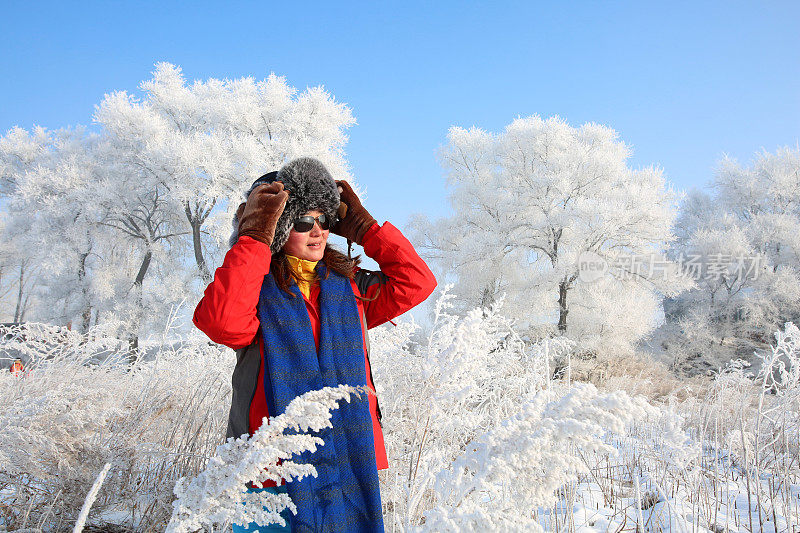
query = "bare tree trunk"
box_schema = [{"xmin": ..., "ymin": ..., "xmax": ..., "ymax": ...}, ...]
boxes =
[
  {"xmin": 185, "ymin": 200, "xmax": 214, "ymax": 283},
  {"xmin": 134, "ymin": 249, "xmax": 152, "ymax": 289},
  {"xmin": 78, "ymin": 251, "xmax": 92, "ymax": 332},
  {"xmin": 19, "ymin": 291, "xmax": 31, "ymax": 322},
  {"xmin": 557, "ymin": 280, "xmax": 569, "ymax": 333},
  {"xmin": 191, "ymin": 218, "xmax": 211, "ymax": 283},
  {"xmin": 127, "ymin": 286, "xmax": 141, "ymax": 361},
  {"xmin": 480, "ymin": 284, "xmax": 496, "ymax": 317},
  {"xmin": 127, "ymin": 248, "xmax": 153, "ymax": 364},
  {"xmin": 13, "ymin": 262, "xmax": 25, "ymax": 323},
  {"xmin": 81, "ymin": 305, "xmax": 92, "ymax": 333}
]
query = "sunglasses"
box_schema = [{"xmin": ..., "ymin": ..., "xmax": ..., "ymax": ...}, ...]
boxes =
[{"xmin": 293, "ymin": 213, "xmax": 331, "ymax": 232}]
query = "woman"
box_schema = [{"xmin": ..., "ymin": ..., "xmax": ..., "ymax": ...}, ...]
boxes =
[{"xmin": 193, "ymin": 157, "xmax": 436, "ymax": 532}]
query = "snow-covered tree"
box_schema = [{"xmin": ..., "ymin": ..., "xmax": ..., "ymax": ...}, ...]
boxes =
[
  {"xmin": 0, "ymin": 63, "xmax": 358, "ymax": 345},
  {"xmin": 0, "ymin": 125, "xmax": 56, "ymax": 197},
  {"xmin": 412, "ymin": 115, "xmax": 688, "ymax": 358},
  {"xmin": 0, "ymin": 126, "xmax": 76, "ymax": 323},
  {"xmin": 0, "ymin": 126, "xmax": 60, "ymax": 322},
  {"xmin": 659, "ymin": 146, "xmax": 800, "ymax": 373},
  {"xmin": 93, "ymin": 62, "xmax": 356, "ymax": 284},
  {"xmin": 8, "ymin": 128, "xmax": 112, "ymax": 330},
  {"xmin": 714, "ymin": 148, "xmax": 800, "ymax": 320}
]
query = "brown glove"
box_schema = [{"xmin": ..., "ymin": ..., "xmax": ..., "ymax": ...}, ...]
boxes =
[
  {"xmin": 332, "ymin": 180, "xmax": 377, "ymax": 245},
  {"xmin": 236, "ymin": 181, "xmax": 289, "ymax": 246}
]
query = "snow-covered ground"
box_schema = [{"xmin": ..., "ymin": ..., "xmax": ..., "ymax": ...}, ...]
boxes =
[{"xmin": 540, "ymin": 455, "xmax": 800, "ymax": 532}]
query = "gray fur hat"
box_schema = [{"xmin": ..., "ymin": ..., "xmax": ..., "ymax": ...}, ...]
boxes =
[{"xmin": 229, "ymin": 157, "xmax": 341, "ymax": 254}]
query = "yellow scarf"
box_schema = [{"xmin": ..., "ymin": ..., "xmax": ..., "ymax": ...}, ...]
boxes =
[{"xmin": 286, "ymin": 254, "xmax": 319, "ymax": 299}]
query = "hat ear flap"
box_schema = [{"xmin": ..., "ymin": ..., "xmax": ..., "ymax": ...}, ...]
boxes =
[{"xmin": 269, "ymin": 200, "xmax": 300, "ymax": 254}]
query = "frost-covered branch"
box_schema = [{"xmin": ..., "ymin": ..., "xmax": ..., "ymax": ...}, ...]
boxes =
[
  {"xmin": 167, "ymin": 385, "xmax": 366, "ymax": 533},
  {"xmin": 419, "ymin": 384, "xmax": 658, "ymax": 532}
]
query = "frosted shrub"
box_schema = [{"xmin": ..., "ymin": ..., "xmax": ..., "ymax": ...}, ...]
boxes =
[
  {"xmin": 692, "ymin": 323, "xmax": 800, "ymax": 476},
  {"xmin": 368, "ymin": 289, "xmax": 705, "ymax": 532},
  {"xmin": 743, "ymin": 322, "xmax": 800, "ymax": 532},
  {"xmin": 370, "ymin": 288, "xmax": 540, "ymax": 527},
  {"xmin": 6, "ymin": 295, "xmax": 799, "ymax": 531},
  {"xmin": 657, "ymin": 322, "xmax": 800, "ymax": 532},
  {"xmin": 167, "ymin": 385, "xmax": 364, "ymax": 533},
  {"xmin": 0, "ymin": 320, "xmax": 232, "ymax": 531},
  {"xmin": 370, "ymin": 288, "xmax": 608, "ymax": 530},
  {"xmin": 0, "ymin": 320, "xmax": 129, "ymax": 368},
  {"xmin": 420, "ymin": 383, "xmax": 659, "ymax": 532},
  {"xmin": 753, "ymin": 322, "xmax": 800, "ymax": 438}
]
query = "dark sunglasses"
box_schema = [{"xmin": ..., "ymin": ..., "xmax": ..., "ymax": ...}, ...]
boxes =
[{"xmin": 293, "ymin": 213, "xmax": 331, "ymax": 232}]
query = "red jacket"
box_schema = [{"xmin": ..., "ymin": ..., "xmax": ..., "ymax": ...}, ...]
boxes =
[{"xmin": 193, "ymin": 221, "xmax": 436, "ymax": 484}]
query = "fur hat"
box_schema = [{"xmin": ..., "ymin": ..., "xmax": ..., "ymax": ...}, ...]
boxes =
[{"xmin": 229, "ymin": 157, "xmax": 341, "ymax": 254}]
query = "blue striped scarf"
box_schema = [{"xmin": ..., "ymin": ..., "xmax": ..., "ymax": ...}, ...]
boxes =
[{"xmin": 257, "ymin": 263, "xmax": 384, "ymax": 533}]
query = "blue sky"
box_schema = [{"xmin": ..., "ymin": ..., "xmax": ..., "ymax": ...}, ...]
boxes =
[{"xmin": 2, "ymin": 1, "xmax": 799, "ymax": 230}]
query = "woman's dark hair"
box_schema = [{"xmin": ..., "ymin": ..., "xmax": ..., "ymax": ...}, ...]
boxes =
[{"xmin": 271, "ymin": 244, "xmax": 380, "ymax": 302}]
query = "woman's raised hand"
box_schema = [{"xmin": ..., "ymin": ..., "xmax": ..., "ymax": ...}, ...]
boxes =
[
  {"xmin": 236, "ymin": 182, "xmax": 289, "ymax": 246},
  {"xmin": 332, "ymin": 180, "xmax": 377, "ymax": 245}
]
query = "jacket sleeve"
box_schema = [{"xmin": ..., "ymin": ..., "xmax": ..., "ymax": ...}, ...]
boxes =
[
  {"xmin": 192, "ymin": 236, "xmax": 271, "ymax": 350},
  {"xmin": 356, "ymin": 222, "xmax": 437, "ymax": 329}
]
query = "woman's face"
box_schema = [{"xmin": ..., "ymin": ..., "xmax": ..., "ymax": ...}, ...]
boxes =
[{"xmin": 282, "ymin": 209, "xmax": 329, "ymax": 261}]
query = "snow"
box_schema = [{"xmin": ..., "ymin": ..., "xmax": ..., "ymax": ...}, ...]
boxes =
[{"xmin": 1, "ymin": 304, "xmax": 799, "ymax": 531}]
